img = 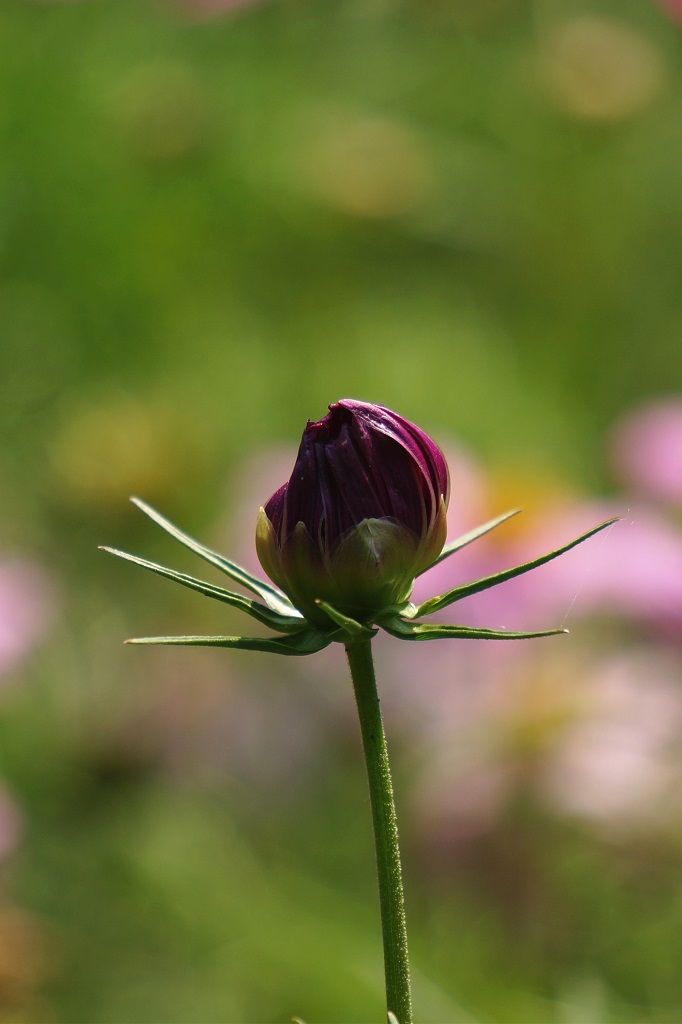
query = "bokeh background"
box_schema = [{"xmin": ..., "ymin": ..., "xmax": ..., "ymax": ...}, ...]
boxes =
[{"xmin": 2, "ymin": 0, "xmax": 682, "ymax": 1020}]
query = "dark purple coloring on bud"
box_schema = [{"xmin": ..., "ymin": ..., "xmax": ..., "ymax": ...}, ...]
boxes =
[{"xmin": 257, "ymin": 400, "xmax": 450, "ymax": 626}]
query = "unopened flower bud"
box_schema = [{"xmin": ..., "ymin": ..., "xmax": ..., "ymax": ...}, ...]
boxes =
[{"xmin": 256, "ymin": 399, "xmax": 449, "ymax": 626}]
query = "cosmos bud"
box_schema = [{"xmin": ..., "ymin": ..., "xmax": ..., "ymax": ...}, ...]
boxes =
[{"xmin": 256, "ymin": 399, "xmax": 449, "ymax": 626}]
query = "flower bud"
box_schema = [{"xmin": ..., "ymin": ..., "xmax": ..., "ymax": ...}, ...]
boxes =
[{"xmin": 256, "ymin": 399, "xmax": 449, "ymax": 626}]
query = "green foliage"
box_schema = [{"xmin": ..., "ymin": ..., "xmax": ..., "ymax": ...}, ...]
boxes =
[{"xmin": 2, "ymin": 0, "xmax": 682, "ymax": 1021}]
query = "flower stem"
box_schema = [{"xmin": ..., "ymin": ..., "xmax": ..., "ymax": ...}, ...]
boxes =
[{"xmin": 345, "ymin": 638, "xmax": 412, "ymax": 1024}]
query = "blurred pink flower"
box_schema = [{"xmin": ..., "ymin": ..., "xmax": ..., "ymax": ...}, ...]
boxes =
[
  {"xmin": 174, "ymin": 0, "xmax": 266, "ymax": 19},
  {"xmin": 516, "ymin": 503, "xmax": 682, "ymax": 636},
  {"xmin": 218, "ymin": 414, "xmax": 682, "ymax": 841},
  {"xmin": 609, "ymin": 396, "xmax": 682, "ymax": 505},
  {"xmin": 0, "ymin": 561, "xmax": 55, "ymax": 681},
  {"xmin": 222, "ymin": 445, "xmax": 298, "ymax": 583},
  {"xmin": 416, "ymin": 493, "xmax": 682, "ymax": 640},
  {"xmin": 0, "ymin": 788, "xmax": 23, "ymax": 860},
  {"xmin": 412, "ymin": 646, "xmax": 682, "ymax": 840},
  {"xmin": 381, "ymin": 414, "xmax": 682, "ymax": 840},
  {"xmin": 655, "ymin": 0, "xmax": 682, "ymax": 23},
  {"xmin": 541, "ymin": 650, "xmax": 682, "ymax": 828}
]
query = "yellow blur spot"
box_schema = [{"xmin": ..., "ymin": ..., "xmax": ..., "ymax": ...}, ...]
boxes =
[
  {"xmin": 535, "ymin": 16, "xmax": 665, "ymax": 122},
  {"xmin": 493, "ymin": 654, "xmax": 591, "ymax": 759},
  {"xmin": 50, "ymin": 393, "xmax": 203, "ymax": 508},
  {"xmin": 485, "ymin": 464, "xmax": 579, "ymax": 545},
  {"xmin": 110, "ymin": 61, "xmax": 207, "ymax": 163},
  {"xmin": 297, "ymin": 110, "xmax": 436, "ymax": 219}
]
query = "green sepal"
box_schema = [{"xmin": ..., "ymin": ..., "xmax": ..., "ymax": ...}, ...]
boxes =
[
  {"xmin": 381, "ymin": 600, "xmax": 418, "ymax": 620},
  {"xmin": 125, "ymin": 628, "xmax": 332, "ymax": 656},
  {"xmin": 314, "ymin": 599, "xmax": 378, "ymax": 640},
  {"xmin": 420, "ymin": 508, "xmax": 521, "ymax": 574},
  {"xmin": 100, "ymin": 546, "xmax": 305, "ymax": 633},
  {"xmin": 381, "ymin": 616, "xmax": 567, "ymax": 642},
  {"xmin": 415, "ymin": 518, "xmax": 620, "ymax": 617},
  {"xmin": 131, "ymin": 497, "xmax": 297, "ymax": 618}
]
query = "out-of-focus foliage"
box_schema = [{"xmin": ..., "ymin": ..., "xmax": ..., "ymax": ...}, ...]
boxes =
[{"xmin": 1, "ymin": 0, "xmax": 682, "ymax": 1021}]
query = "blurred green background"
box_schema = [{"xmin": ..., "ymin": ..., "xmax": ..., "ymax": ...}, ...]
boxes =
[{"xmin": 2, "ymin": 0, "xmax": 682, "ymax": 1020}]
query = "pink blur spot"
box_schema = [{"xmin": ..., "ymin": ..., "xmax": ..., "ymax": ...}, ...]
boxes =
[
  {"xmin": 0, "ymin": 561, "xmax": 56, "ymax": 680},
  {"xmin": 656, "ymin": 0, "xmax": 682, "ymax": 23},
  {"xmin": 610, "ymin": 397, "xmax": 682, "ymax": 505}
]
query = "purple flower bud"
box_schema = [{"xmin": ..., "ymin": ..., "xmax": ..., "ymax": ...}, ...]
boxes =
[{"xmin": 256, "ymin": 400, "xmax": 450, "ymax": 626}]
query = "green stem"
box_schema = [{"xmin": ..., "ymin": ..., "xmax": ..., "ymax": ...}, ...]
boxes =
[{"xmin": 345, "ymin": 638, "xmax": 412, "ymax": 1024}]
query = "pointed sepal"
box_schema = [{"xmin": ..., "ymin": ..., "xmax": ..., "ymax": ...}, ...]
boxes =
[
  {"xmin": 381, "ymin": 616, "xmax": 568, "ymax": 642},
  {"xmin": 314, "ymin": 599, "xmax": 378, "ymax": 640},
  {"xmin": 125, "ymin": 628, "xmax": 332, "ymax": 656},
  {"xmin": 415, "ymin": 518, "xmax": 620, "ymax": 617},
  {"xmin": 131, "ymin": 497, "xmax": 296, "ymax": 617},
  {"xmin": 100, "ymin": 546, "xmax": 305, "ymax": 632}
]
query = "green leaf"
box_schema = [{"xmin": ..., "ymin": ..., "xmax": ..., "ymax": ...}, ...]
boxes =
[
  {"xmin": 314, "ymin": 599, "xmax": 377, "ymax": 639},
  {"xmin": 419, "ymin": 508, "xmax": 521, "ymax": 574},
  {"xmin": 125, "ymin": 628, "xmax": 332, "ymax": 656},
  {"xmin": 415, "ymin": 518, "xmax": 620, "ymax": 617},
  {"xmin": 131, "ymin": 497, "xmax": 297, "ymax": 617},
  {"xmin": 381, "ymin": 617, "xmax": 567, "ymax": 642},
  {"xmin": 100, "ymin": 546, "xmax": 305, "ymax": 633}
]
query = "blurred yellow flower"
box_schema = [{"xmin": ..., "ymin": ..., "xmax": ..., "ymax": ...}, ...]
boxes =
[
  {"xmin": 535, "ymin": 16, "xmax": 665, "ymax": 122},
  {"xmin": 50, "ymin": 393, "xmax": 204, "ymax": 509},
  {"xmin": 294, "ymin": 110, "xmax": 436, "ymax": 219},
  {"xmin": 110, "ymin": 61, "xmax": 207, "ymax": 163}
]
